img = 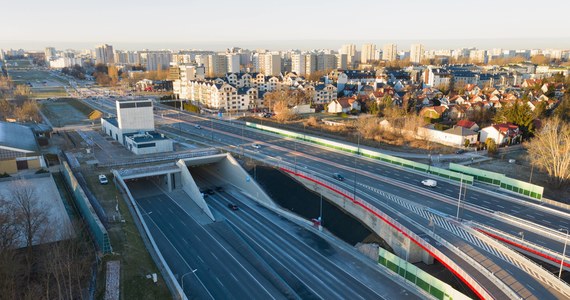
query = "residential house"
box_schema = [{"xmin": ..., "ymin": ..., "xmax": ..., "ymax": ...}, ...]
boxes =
[
  {"xmin": 417, "ymin": 125, "xmax": 478, "ymax": 147},
  {"xmin": 419, "ymin": 106, "xmax": 448, "ymax": 120},
  {"xmin": 456, "ymin": 120, "xmax": 480, "ymax": 132},
  {"xmin": 327, "ymin": 97, "xmax": 360, "ymax": 113},
  {"xmin": 479, "ymin": 123, "xmax": 521, "ymax": 145}
]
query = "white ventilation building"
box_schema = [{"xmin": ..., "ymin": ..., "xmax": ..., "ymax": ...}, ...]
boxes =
[{"xmin": 101, "ymin": 99, "xmax": 173, "ymax": 154}]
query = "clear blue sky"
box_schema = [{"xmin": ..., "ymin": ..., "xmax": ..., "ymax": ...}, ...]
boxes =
[{"xmin": 2, "ymin": 0, "xmax": 570, "ymax": 50}]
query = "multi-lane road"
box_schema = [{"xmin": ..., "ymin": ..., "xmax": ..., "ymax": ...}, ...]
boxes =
[
  {"xmin": 85, "ymin": 98, "xmax": 569, "ymax": 298},
  {"xmin": 128, "ymin": 178, "xmax": 424, "ymax": 299}
]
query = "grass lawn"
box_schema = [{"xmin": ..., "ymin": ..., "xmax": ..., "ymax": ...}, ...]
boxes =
[
  {"xmin": 83, "ymin": 171, "xmax": 171, "ymax": 300},
  {"xmin": 41, "ymin": 98, "xmax": 96, "ymax": 126},
  {"xmin": 32, "ymin": 86, "xmax": 68, "ymax": 98},
  {"xmin": 9, "ymin": 69, "xmax": 70, "ymax": 87}
]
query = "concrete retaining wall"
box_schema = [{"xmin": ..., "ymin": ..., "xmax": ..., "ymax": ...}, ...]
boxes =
[
  {"xmin": 292, "ymin": 172, "xmax": 432, "ymax": 264},
  {"xmin": 218, "ymin": 154, "xmax": 275, "ymax": 208},
  {"xmin": 175, "ymin": 159, "xmax": 215, "ymax": 221}
]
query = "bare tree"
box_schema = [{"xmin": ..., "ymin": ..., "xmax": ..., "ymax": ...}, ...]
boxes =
[
  {"xmin": 10, "ymin": 180, "xmax": 49, "ymax": 276},
  {"xmin": 526, "ymin": 117, "xmax": 570, "ymax": 187},
  {"xmin": 0, "ymin": 197, "xmax": 21, "ymax": 299}
]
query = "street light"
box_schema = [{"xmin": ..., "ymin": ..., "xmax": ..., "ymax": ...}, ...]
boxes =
[
  {"xmin": 560, "ymin": 228, "xmax": 568, "ymax": 279},
  {"xmin": 181, "ymin": 269, "xmax": 198, "ymax": 296},
  {"xmin": 353, "ymin": 132, "xmax": 360, "ymax": 201},
  {"xmin": 456, "ymin": 174, "xmax": 463, "ymax": 221},
  {"xmin": 518, "ymin": 231, "xmax": 524, "ymax": 242}
]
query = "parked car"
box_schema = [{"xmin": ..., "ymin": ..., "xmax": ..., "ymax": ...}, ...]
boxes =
[
  {"xmin": 455, "ymin": 149, "xmax": 465, "ymax": 154},
  {"xmin": 194, "ymin": 124, "xmax": 202, "ymax": 129},
  {"xmin": 332, "ymin": 173, "xmax": 345, "ymax": 181},
  {"xmin": 227, "ymin": 203, "xmax": 239, "ymax": 211},
  {"xmin": 98, "ymin": 174, "xmax": 108, "ymax": 185},
  {"xmin": 205, "ymin": 188, "xmax": 215, "ymax": 195},
  {"xmin": 215, "ymin": 186, "xmax": 224, "ymax": 192},
  {"xmin": 421, "ymin": 179, "xmax": 437, "ymax": 187},
  {"xmin": 252, "ymin": 143, "xmax": 261, "ymax": 149}
]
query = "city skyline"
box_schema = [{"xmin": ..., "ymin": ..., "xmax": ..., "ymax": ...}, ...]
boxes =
[{"xmin": 2, "ymin": 0, "xmax": 570, "ymax": 51}]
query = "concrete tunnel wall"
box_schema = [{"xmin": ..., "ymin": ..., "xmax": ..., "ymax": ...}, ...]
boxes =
[
  {"xmin": 175, "ymin": 159, "xmax": 216, "ymax": 221},
  {"xmin": 294, "ymin": 175, "xmax": 433, "ymax": 265},
  {"xmin": 218, "ymin": 154, "xmax": 275, "ymax": 208}
]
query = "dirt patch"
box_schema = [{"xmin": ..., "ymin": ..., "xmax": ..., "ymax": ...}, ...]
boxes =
[{"xmin": 475, "ymin": 148, "xmax": 570, "ymax": 204}]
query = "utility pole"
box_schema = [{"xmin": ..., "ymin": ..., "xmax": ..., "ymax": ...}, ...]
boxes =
[{"xmin": 456, "ymin": 175, "xmax": 463, "ymax": 221}]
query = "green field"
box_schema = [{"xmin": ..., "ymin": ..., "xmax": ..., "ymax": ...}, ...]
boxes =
[
  {"xmin": 9, "ymin": 69, "xmax": 69, "ymax": 85},
  {"xmin": 32, "ymin": 86, "xmax": 68, "ymax": 98},
  {"xmin": 41, "ymin": 98, "xmax": 93, "ymax": 126}
]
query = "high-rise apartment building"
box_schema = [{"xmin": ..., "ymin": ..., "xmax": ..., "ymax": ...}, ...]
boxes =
[
  {"xmin": 227, "ymin": 54, "xmax": 240, "ymax": 73},
  {"xmin": 44, "ymin": 47, "xmax": 56, "ymax": 62},
  {"xmin": 360, "ymin": 44, "xmax": 376, "ymax": 63},
  {"xmin": 256, "ymin": 53, "xmax": 281, "ymax": 76},
  {"xmin": 382, "ymin": 44, "xmax": 397, "ymax": 61},
  {"xmin": 410, "ymin": 43, "xmax": 425, "ymax": 64},
  {"xmin": 95, "ymin": 44, "xmax": 115, "ymax": 65},
  {"xmin": 335, "ymin": 54, "xmax": 347, "ymax": 69},
  {"xmin": 340, "ymin": 44, "xmax": 357, "ymax": 65},
  {"xmin": 139, "ymin": 50, "xmax": 172, "ymax": 71}
]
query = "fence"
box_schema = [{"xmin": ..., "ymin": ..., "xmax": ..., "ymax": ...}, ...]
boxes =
[
  {"xmin": 449, "ymin": 163, "xmax": 544, "ymax": 199},
  {"xmin": 246, "ymin": 122, "xmax": 474, "ymax": 184},
  {"xmin": 378, "ymin": 248, "xmax": 470, "ymax": 300},
  {"xmin": 60, "ymin": 161, "xmax": 112, "ymax": 254}
]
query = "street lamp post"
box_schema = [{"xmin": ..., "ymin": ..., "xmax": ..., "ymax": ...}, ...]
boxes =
[
  {"xmin": 519, "ymin": 231, "xmax": 524, "ymax": 242},
  {"xmin": 456, "ymin": 175, "xmax": 463, "ymax": 221},
  {"xmin": 353, "ymin": 132, "xmax": 360, "ymax": 201},
  {"xmin": 181, "ymin": 269, "xmax": 197, "ymax": 296},
  {"xmin": 560, "ymin": 229, "xmax": 569, "ymax": 279}
]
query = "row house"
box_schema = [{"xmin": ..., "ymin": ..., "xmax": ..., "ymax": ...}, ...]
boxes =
[
  {"xmin": 313, "ymin": 84, "xmax": 338, "ymax": 104},
  {"xmin": 186, "ymin": 81, "xmax": 257, "ymax": 111}
]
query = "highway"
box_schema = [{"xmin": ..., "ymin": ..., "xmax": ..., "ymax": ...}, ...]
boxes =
[
  {"xmin": 127, "ymin": 178, "xmax": 424, "ymax": 299},
  {"xmin": 169, "ymin": 112, "xmax": 568, "ymax": 254},
  {"xmin": 83, "ymin": 98, "xmax": 569, "ymax": 297}
]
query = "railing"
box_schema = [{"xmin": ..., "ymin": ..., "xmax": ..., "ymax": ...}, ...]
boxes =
[
  {"xmin": 275, "ymin": 163, "xmax": 497, "ymax": 300},
  {"xmin": 470, "ymin": 221, "xmax": 570, "ymax": 270},
  {"xmin": 245, "ymin": 122, "xmax": 474, "ymax": 184},
  {"xmin": 462, "ymin": 221, "xmax": 570, "ymax": 298}
]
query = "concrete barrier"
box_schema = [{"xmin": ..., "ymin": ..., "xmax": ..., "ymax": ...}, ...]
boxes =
[
  {"xmin": 175, "ymin": 159, "xmax": 215, "ymax": 221},
  {"xmin": 113, "ymin": 170, "xmax": 186, "ymax": 300}
]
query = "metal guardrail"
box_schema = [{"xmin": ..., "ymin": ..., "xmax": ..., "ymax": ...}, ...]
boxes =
[
  {"xmin": 272, "ymin": 163, "xmax": 496, "ymax": 300},
  {"xmin": 461, "ymin": 222, "xmax": 570, "ymax": 298},
  {"xmin": 98, "ymin": 149, "xmax": 219, "ymax": 168},
  {"xmin": 470, "ymin": 221, "xmax": 570, "ymax": 270}
]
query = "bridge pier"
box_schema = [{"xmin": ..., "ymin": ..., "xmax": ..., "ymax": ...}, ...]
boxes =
[{"xmin": 296, "ymin": 174, "xmax": 433, "ymax": 265}]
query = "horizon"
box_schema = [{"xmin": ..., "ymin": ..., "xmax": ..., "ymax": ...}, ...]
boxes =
[{"xmin": 3, "ymin": 37, "xmax": 570, "ymax": 52}]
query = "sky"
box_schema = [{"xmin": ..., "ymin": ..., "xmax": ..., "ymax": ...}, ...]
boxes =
[{"xmin": 2, "ymin": 0, "xmax": 570, "ymax": 51}]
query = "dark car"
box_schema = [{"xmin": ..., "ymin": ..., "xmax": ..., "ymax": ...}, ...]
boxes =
[
  {"xmin": 455, "ymin": 149, "xmax": 465, "ymax": 154},
  {"xmin": 215, "ymin": 186, "xmax": 224, "ymax": 192},
  {"xmin": 332, "ymin": 173, "xmax": 345, "ymax": 181},
  {"xmin": 205, "ymin": 188, "xmax": 215, "ymax": 195},
  {"xmin": 227, "ymin": 203, "xmax": 239, "ymax": 211}
]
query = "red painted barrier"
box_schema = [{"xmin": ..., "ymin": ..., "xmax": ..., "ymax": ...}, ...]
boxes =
[
  {"xmin": 476, "ymin": 228, "xmax": 570, "ymax": 268},
  {"xmin": 280, "ymin": 168, "xmax": 489, "ymax": 300}
]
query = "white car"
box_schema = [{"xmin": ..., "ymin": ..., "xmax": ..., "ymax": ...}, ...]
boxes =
[
  {"xmin": 98, "ymin": 174, "xmax": 109, "ymax": 185},
  {"xmin": 252, "ymin": 143, "xmax": 261, "ymax": 149},
  {"xmin": 194, "ymin": 124, "xmax": 202, "ymax": 129},
  {"xmin": 421, "ymin": 179, "xmax": 437, "ymax": 187}
]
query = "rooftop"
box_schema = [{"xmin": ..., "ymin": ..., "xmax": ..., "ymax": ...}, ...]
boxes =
[{"xmin": 0, "ymin": 121, "xmax": 39, "ymax": 153}]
